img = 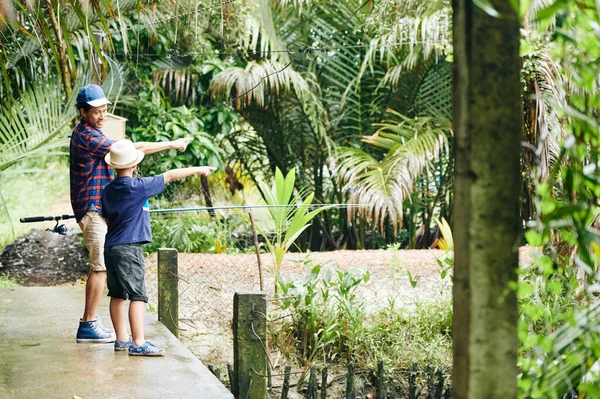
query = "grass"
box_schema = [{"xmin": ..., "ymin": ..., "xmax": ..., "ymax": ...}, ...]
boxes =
[
  {"xmin": 0, "ymin": 276, "xmax": 19, "ymax": 287},
  {"xmin": 0, "ymin": 158, "xmax": 71, "ymax": 249}
]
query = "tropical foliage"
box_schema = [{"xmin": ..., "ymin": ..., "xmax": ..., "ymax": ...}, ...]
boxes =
[{"xmin": 3, "ymin": 0, "xmax": 600, "ymax": 395}]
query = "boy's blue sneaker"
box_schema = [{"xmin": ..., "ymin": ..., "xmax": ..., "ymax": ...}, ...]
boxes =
[
  {"xmin": 76, "ymin": 317, "xmax": 116, "ymax": 343},
  {"xmin": 128, "ymin": 341, "xmax": 165, "ymax": 357},
  {"xmin": 114, "ymin": 336, "xmax": 132, "ymax": 351}
]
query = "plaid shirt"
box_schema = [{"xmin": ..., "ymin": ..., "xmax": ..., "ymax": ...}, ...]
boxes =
[{"xmin": 70, "ymin": 120, "xmax": 114, "ymax": 222}]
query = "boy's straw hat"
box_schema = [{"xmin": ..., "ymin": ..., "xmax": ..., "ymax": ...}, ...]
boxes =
[{"xmin": 105, "ymin": 139, "xmax": 144, "ymax": 169}]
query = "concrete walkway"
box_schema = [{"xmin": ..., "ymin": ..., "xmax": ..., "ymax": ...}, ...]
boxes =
[{"xmin": 0, "ymin": 286, "xmax": 234, "ymax": 399}]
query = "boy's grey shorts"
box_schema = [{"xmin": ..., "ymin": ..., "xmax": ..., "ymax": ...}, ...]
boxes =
[{"xmin": 104, "ymin": 244, "xmax": 148, "ymax": 303}]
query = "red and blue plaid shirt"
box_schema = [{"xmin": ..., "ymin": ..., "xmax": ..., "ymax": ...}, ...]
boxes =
[{"xmin": 70, "ymin": 120, "xmax": 114, "ymax": 222}]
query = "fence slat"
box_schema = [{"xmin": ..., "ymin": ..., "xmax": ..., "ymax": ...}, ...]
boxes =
[
  {"xmin": 282, "ymin": 366, "xmax": 291, "ymax": 399},
  {"xmin": 227, "ymin": 363, "xmax": 234, "ymax": 390},
  {"xmin": 409, "ymin": 363, "xmax": 417, "ymax": 399},
  {"xmin": 346, "ymin": 359, "xmax": 355, "ymax": 399},
  {"xmin": 307, "ymin": 365, "xmax": 317, "ymax": 399},
  {"xmin": 376, "ymin": 360, "xmax": 387, "ymax": 399},
  {"xmin": 321, "ymin": 367, "xmax": 328, "ymax": 399}
]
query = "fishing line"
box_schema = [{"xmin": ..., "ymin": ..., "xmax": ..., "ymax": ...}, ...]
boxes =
[
  {"xmin": 119, "ymin": 0, "xmax": 240, "ymax": 33},
  {"xmin": 112, "ymin": 40, "xmax": 449, "ymax": 59}
]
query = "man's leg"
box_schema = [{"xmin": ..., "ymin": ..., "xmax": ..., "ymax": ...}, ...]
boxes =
[
  {"xmin": 79, "ymin": 211, "xmax": 109, "ymax": 322},
  {"xmin": 83, "ymin": 270, "xmax": 106, "ymax": 321},
  {"xmin": 76, "ymin": 212, "xmax": 114, "ymax": 343}
]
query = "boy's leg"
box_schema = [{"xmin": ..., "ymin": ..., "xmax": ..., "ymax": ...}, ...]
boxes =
[
  {"xmin": 110, "ymin": 297, "xmax": 128, "ymax": 342},
  {"xmin": 129, "ymin": 300, "xmax": 146, "ymax": 347}
]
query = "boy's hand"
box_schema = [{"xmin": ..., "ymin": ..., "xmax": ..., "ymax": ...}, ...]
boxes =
[
  {"xmin": 199, "ymin": 166, "xmax": 217, "ymax": 176},
  {"xmin": 172, "ymin": 137, "xmax": 193, "ymax": 151}
]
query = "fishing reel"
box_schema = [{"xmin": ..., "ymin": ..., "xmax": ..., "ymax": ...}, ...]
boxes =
[
  {"xmin": 20, "ymin": 214, "xmax": 74, "ymax": 235},
  {"xmin": 46, "ymin": 220, "xmax": 68, "ymax": 235}
]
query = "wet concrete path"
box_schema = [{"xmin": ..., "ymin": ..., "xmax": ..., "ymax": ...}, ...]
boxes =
[{"xmin": 0, "ymin": 286, "xmax": 234, "ymax": 399}]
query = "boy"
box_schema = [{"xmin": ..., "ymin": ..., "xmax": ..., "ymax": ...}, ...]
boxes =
[
  {"xmin": 71, "ymin": 84, "xmax": 190, "ymax": 343},
  {"xmin": 101, "ymin": 139, "xmax": 215, "ymax": 356}
]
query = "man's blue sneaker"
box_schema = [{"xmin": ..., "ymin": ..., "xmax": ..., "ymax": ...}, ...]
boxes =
[
  {"xmin": 128, "ymin": 341, "xmax": 165, "ymax": 357},
  {"xmin": 114, "ymin": 336, "xmax": 132, "ymax": 351},
  {"xmin": 76, "ymin": 317, "xmax": 116, "ymax": 343}
]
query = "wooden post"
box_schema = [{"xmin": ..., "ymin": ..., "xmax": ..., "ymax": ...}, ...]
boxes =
[
  {"xmin": 233, "ymin": 291, "xmax": 267, "ymax": 399},
  {"xmin": 158, "ymin": 248, "xmax": 179, "ymax": 338}
]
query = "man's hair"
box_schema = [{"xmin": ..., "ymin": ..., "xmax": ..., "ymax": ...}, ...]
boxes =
[{"xmin": 76, "ymin": 103, "xmax": 92, "ymax": 112}]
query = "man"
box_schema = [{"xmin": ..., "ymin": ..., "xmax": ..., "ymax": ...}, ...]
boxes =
[{"xmin": 71, "ymin": 84, "xmax": 189, "ymax": 343}]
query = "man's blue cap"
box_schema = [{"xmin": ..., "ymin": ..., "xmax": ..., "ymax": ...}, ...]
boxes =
[{"xmin": 76, "ymin": 84, "xmax": 111, "ymax": 107}]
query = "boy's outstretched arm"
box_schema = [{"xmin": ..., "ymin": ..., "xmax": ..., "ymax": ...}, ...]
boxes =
[
  {"xmin": 162, "ymin": 166, "xmax": 216, "ymax": 184},
  {"xmin": 134, "ymin": 137, "xmax": 192, "ymax": 155}
]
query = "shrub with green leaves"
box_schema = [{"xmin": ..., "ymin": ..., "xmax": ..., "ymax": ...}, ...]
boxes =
[
  {"xmin": 126, "ymin": 89, "xmax": 224, "ymax": 177},
  {"xmin": 517, "ymin": 1, "xmax": 600, "ymax": 396},
  {"xmin": 273, "ymin": 261, "xmax": 370, "ymax": 365},
  {"xmin": 146, "ymin": 212, "xmax": 247, "ymax": 254},
  {"xmin": 270, "ymin": 260, "xmax": 452, "ymax": 376}
]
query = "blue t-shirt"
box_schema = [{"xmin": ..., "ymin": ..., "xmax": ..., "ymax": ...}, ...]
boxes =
[{"xmin": 101, "ymin": 175, "xmax": 165, "ymax": 247}]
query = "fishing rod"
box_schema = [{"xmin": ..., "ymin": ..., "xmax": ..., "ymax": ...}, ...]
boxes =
[
  {"xmin": 19, "ymin": 214, "xmax": 77, "ymax": 235},
  {"xmin": 20, "ymin": 203, "xmax": 362, "ymax": 234}
]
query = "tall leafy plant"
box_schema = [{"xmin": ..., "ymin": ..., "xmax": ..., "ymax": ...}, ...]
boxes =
[
  {"xmin": 245, "ymin": 167, "xmax": 329, "ymax": 291},
  {"xmin": 518, "ymin": 1, "xmax": 600, "ymax": 397}
]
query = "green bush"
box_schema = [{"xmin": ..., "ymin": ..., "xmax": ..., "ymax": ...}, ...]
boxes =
[
  {"xmin": 270, "ymin": 260, "xmax": 452, "ymax": 374},
  {"xmin": 146, "ymin": 211, "xmax": 248, "ymax": 254},
  {"xmin": 126, "ymin": 89, "xmax": 225, "ymax": 177}
]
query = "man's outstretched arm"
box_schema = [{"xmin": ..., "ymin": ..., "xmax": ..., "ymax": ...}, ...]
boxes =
[{"xmin": 134, "ymin": 138, "xmax": 191, "ymax": 155}]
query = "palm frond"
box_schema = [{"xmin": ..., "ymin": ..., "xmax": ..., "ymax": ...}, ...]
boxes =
[
  {"xmin": 0, "ymin": 80, "xmax": 77, "ymax": 171},
  {"xmin": 337, "ymin": 112, "xmax": 451, "ymax": 232},
  {"xmin": 211, "ymin": 59, "xmax": 296, "ymax": 108},
  {"xmin": 361, "ymin": 1, "xmax": 451, "ymax": 72},
  {"xmin": 242, "ymin": 0, "xmax": 290, "ymax": 63}
]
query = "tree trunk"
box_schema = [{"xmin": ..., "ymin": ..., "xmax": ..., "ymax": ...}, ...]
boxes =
[
  {"xmin": 309, "ymin": 161, "xmax": 323, "ymax": 251},
  {"xmin": 46, "ymin": 0, "xmax": 72, "ymax": 97},
  {"xmin": 201, "ymin": 175, "xmax": 216, "ymax": 217},
  {"xmin": 452, "ymin": 1, "xmax": 521, "ymax": 398}
]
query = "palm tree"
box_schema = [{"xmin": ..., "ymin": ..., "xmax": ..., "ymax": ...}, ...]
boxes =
[{"xmin": 209, "ymin": 0, "xmax": 455, "ymax": 248}]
